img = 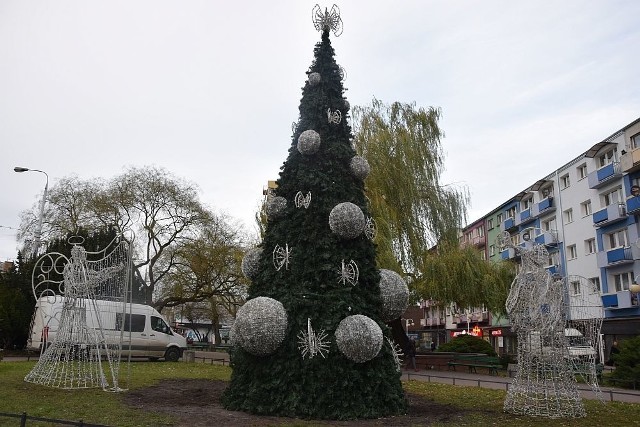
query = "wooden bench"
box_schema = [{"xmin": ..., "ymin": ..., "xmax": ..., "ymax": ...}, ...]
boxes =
[{"xmin": 447, "ymin": 354, "xmax": 502, "ymax": 375}]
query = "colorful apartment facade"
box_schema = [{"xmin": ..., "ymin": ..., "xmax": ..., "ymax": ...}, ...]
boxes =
[{"xmin": 457, "ymin": 117, "xmax": 640, "ymax": 356}]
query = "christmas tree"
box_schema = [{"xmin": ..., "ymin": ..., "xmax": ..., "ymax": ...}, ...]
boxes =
[{"xmin": 222, "ymin": 6, "xmax": 408, "ymax": 419}]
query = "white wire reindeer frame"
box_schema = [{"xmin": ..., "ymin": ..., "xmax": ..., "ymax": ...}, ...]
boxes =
[
  {"xmin": 25, "ymin": 235, "xmax": 132, "ymax": 391},
  {"xmin": 498, "ymin": 229, "xmax": 601, "ymax": 418}
]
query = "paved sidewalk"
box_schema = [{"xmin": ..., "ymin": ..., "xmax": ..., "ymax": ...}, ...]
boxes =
[{"xmin": 401, "ymin": 368, "xmax": 640, "ymax": 404}]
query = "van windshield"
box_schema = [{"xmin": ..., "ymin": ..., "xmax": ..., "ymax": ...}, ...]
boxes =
[{"xmin": 151, "ymin": 316, "xmax": 172, "ymax": 335}]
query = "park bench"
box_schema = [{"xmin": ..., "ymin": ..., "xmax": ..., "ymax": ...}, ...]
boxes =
[
  {"xmin": 189, "ymin": 342, "xmax": 213, "ymax": 351},
  {"xmin": 447, "ymin": 354, "xmax": 502, "ymax": 375}
]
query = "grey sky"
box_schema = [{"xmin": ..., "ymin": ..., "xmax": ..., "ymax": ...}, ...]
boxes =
[{"xmin": 1, "ymin": 1, "xmax": 639, "ymax": 261}]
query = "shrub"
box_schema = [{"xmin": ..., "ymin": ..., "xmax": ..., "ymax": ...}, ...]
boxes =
[
  {"xmin": 436, "ymin": 334, "xmax": 497, "ymax": 356},
  {"xmin": 609, "ymin": 336, "xmax": 640, "ymax": 389}
]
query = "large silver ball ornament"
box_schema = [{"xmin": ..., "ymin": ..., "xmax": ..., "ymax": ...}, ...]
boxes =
[
  {"xmin": 378, "ymin": 269, "xmax": 409, "ymax": 321},
  {"xmin": 308, "ymin": 72, "xmax": 321, "ymax": 86},
  {"xmin": 241, "ymin": 248, "xmax": 263, "ymax": 280},
  {"xmin": 329, "ymin": 202, "xmax": 365, "ymax": 239},
  {"xmin": 233, "ymin": 297, "xmax": 288, "ymax": 356},
  {"xmin": 266, "ymin": 196, "xmax": 287, "ymax": 220},
  {"xmin": 297, "ymin": 130, "xmax": 321, "ymax": 155},
  {"xmin": 344, "ymin": 100, "xmax": 350, "ymax": 111},
  {"xmin": 335, "ymin": 315, "xmax": 383, "ymax": 363},
  {"xmin": 350, "ymin": 156, "xmax": 370, "ymax": 180}
]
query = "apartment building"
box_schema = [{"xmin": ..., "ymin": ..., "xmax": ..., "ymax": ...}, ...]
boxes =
[{"xmin": 458, "ymin": 117, "xmax": 640, "ymax": 356}]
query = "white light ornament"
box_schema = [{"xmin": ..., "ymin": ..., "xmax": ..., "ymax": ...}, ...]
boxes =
[
  {"xmin": 335, "ymin": 315, "xmax": 383, "ymax": 363},
  {"xmin": 364, "ymin": 217, "xmax": 377, "ymax": 241},
  {"xmin": 294, "ymin": 191, "xmax": 312, "ymax": 209},
  {"xmin": 312, "ymin": 4, "xmax": 343, "ymax": 37},
  {"xmin": 329, "ymin": 202, "xmax": 365, "ymax": 239},
  {"xmin": 386, "ymin": 337, "xmax": 404, "ymax": 373},
  {"xmin": 327, "ymin": 108, "xmax": 342, "ymax": 125},
  {"xmin": 338, "ymin": 259, "xmax": 359, "ymax": 286},
  {"xmin": 272, "ymin": 244, "xmax": 292, "ymax": 271},
  {"xmin": 297, "ymin": 129, "xmax": 321, "ymax": 155},
  {"xmin": 297, "ymin": 318, "xmax": 330, "ymax": 360}
]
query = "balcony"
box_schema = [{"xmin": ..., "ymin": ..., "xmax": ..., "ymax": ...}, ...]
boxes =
[
  {"xmin": 534, "ymin": 230, "xmax": 559, "ymax": 246},
  {"xmin": 620, "ymin": 147, "xmax": 640, "ymax": 173},
  {"xmin": 471, "ymin": 235, "xmax": 486, "ymax": 247},
  {"xmin": 596, "ymin": 246, "xmax": 634, "ymax": 268},
  {"xmin": 592, "ymin": 203, "xmax": 627, "ymax": 227},
  {"xmin": 536, "ymin": 197, "xmax": 555, "ymax": 215},
  {"xmin": 602, "ymin": 290, "xmax": 638, "ymax": 309},
  {"xmin": 500, "ymin": 247, "xmax": 517, "ymax": 260},
  {"xmin": 545, "ymin": 264, "xmax": 563, "ymax": 277},
  {"xmin": 425, "ymin": 317, "xmax": 445, "ymax": 327},
  {"xmin": 501, "ymin": 216, "xmax": 516, "ymax": 231},
  {"xmin": 588, "ymin": 162, "xmax": 622, "ymax": 189},
  {"xmin": 627, "ymin": 196, "xmax": 640, "ymax": 215},
  {"xmin": 515, "ymin": 208, "xmax": 535, "ymax": 226}
]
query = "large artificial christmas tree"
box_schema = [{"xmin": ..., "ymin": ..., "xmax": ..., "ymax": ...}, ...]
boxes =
[{"xmin": 222, "ymin": 6, "xmax": 408, "ymax": 419}]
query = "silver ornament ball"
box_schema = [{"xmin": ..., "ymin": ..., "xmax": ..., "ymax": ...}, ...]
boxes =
[
  {"xmin": 308, "ymin": 72, "xmax": 321, "ymax": 86},
  {"xmin": 297, "ymin": 130, "xmax": 321, "ymax": 155},
  {"xmin": 241, "ymin": 248, "xmax": 263, "ymax": 280},
  {"xmin": 335, "ymin": 314, "xmax": 383, "ymax": 363},
  {"xmin": 350, "ymin": 156, "xmax": 370, "ymax": 180},
  {"xmin": 329, "ymin": 202, "xmax": 365, "ymax": 239},
  {"xmin": 234, "ymin": 297, "xmax": 288, "ymax": 356},
  {"xmin": 266, "ymin": 196, "xmax": 287, "ymax": 220},
  {"xmin": 378, "ymin": 269, "xmax": 410, "ymax": 322}
]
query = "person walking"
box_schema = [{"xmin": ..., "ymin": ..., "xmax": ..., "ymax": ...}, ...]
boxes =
[{"xmin": 406, "ymin": 339, "xmax": 418, "ymax": 371}]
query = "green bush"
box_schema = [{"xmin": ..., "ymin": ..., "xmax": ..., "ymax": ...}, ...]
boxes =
[
  {"xmin": 436, "ymin": 334, "xmax": 497, "ymax": 356},
  {"xmin": 609, "ymin": 336, "xmax": 640, "ymax": 389}
]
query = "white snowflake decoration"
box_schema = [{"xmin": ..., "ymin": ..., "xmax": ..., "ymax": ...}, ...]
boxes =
[
  {"xmin": 386, "ymin": 337, "xmax": 404, "ymax": 372},
  {"xmin": 338, "ymin": 259, "xmax": 359, "ymax": 286},
  {"xmin": 297, "ymin": 318, "xmax": 330, "ymax": 359},
  {"xmin": 294, "ymin": 191, "xmax": 312, "ymax": 209},
  {"xmin": 327, "ymin": 108, "xmax": 342, "ymax": 124},
  {"xmin": 272, "ymin": 244, "xmax": 292, "ymax": 271},
  {"xmin": 312, "ymin": 4, "xmax": 343, "ymax": 37},
  {"xmin": 364, "ymin": 217, "xmax": 377, "ymax": 240}
]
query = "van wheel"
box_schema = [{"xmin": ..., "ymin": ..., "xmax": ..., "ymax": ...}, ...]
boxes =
[{"xmin": 165, "ymin": 347, "xmax": 180, "ymax": 362}]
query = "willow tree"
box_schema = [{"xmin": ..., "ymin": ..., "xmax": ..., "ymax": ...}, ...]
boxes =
[
  {"xmin": 351, "ymin": 100, "xmax": 467, "ymax": 272},
  {"xmin": 352, "ymin": 99, "xmax": 513, "ymax": 312}
]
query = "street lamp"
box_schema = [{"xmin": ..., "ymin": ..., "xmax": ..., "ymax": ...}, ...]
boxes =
[{"xmin": 14, "ymin": 166, "xmax": 49, "ymax": 257}]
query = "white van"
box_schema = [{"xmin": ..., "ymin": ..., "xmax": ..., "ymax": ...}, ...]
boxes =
[{"xmin": 28, "ymin": 295, "xmax": 187, "ymax": 361}]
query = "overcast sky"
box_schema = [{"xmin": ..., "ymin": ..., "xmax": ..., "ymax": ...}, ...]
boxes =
[{"xmin": 1, "ymin": 1, "xmax": 639, "ymax": 261}]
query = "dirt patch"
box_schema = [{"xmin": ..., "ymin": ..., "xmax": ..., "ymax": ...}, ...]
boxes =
[{"xmin": 124, "ymin": 379, "xmax": 465, "ymax": 426}]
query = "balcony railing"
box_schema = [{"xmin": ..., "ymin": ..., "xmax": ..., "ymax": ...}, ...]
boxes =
[
  {"xmin": 501, "ymin": 216, "xmax": 516, "ymax": 231},
  {"xmin": 534, "ymin": 230, "xmax": 559, "ymax": 246},
  {"xmin": 596, "ymin": 246, "xmax": 633, "ymax": 268},
  {"xmin": 501, "ymin": 247, "xmax": 517, "ymax": 260},
  {"xmin": 602, "ymin": 290, "xmax": 637, "ymax": 309},
  {"xmin": 627, "ymin": 196, "xmax": 640, "ymax": 215},
  {"xmin": 592, "ymin": 203, "xmax": 627, "ymax": 227},
  {"xmin": 620, "ymin": 147, "xmax": 640, "ymax": 173},
  {"xmin": 588, "ymin": 162, "xmax": 622, "ymax": 189},
  {"xmin": 471, "ymin": 235, "xmax": 486, "ymax": 247}
]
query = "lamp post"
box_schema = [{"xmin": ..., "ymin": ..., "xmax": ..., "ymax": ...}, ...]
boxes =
[{"xmin": 14, "ymin": 166, "xmax": 48, "ymax": 257}]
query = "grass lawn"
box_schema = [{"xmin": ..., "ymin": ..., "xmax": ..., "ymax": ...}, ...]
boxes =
[{"xmin": 1, "ymin": 361, "xmax": 639, "ymax": 427}]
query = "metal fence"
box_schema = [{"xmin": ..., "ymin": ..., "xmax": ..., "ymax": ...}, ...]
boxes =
[{"xmin": 0, "ymin": 411, "xmax": 109, "ymax": 427}]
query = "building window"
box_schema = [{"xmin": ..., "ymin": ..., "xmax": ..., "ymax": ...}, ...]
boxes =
[
  {"xmin": 598, "ymin": 150, "xmax": 615, "ymax": 168},
  {"xmin": 613, "ymin": 272, "xmax": 632, "ymax": 292},
  {"xmin": 506, "ymin": 207, "xmax": 516, "ymax": 219},
  {"xmin": 584, "ymin": 238, "xmax": 596, "ymax": 254},
  {"xmin": 602, "ymin": 187, "xmax": 622, "ymax": 207},
  {"xmin": 497, "ymin": 213, "xmax": 503, "ymax": 224},
  {"xmin": 480, "ymin": 251, "xmax": 486, "ymax": 261},
  {"xmin": 487, "ymin": 218, "xmax": 494, "ymax": 230},
  {"xmin": 605, "ymin": 229, "xmax": 628, "ymax": 250},
  {"xmin": 560, "ymin": 174, "xmax": 570, "ymax": 189},
  {"xmin": 542, "ymin": 217, "xmax": 557, "ymax": 232},
  {"xmin": 564, "ymin": 208, "xmax": 573, "ymax": 224},
  {"xmin": 522, "ymin": 197, "xmax": 533, "ymax": 210},
  {"xmin": 489, "ymin": 245, "xmax": 495, "ymax": 256},
  {"xmin": 581, "ymin": 200, "xmax": 592, "ymax": 217},
  {"xmin": 541, "ymin": 185, "xmax": 554, "ymax": 199},
  {"xmin": 511, "ymin": 233, "xmax": 521, "ymax": 246},
  {"xmin": 571, "ymin": 279, "xmax": 581, "ymax": 295},
  {"xmin": 567, "ymin": 244, "xmax": 577, "ymax": 260},
  {"xmin": 590, "ymin": 277, "xmax": 601, "ymax": 292},
  {"xmin": 632, "ymin": 133, "xmax": 640, "ymax": 150},
  {"xmin": 577, "ymin": 164, "xmax": 588, "ymax": 180}
]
